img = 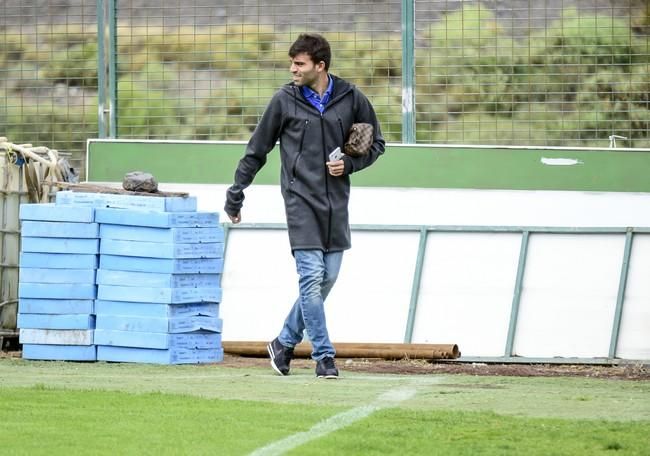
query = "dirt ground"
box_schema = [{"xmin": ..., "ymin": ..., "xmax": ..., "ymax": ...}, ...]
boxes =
[
  {"xmin": 221, "ymin": 354, "xmax": 650, "ymax": 381},
  {"xmin": 2, "ymin": 349, "xmax": 648, "ymax": 380}
]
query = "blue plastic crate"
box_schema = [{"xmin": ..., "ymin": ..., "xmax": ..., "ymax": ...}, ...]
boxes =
[
  {"xmin": 19, "ymin": 298, "xmax": 95, "ymax": 315},
  {"xmin": 55, "ymin": 191, "xmax": 197, "ymax": 212},
  {"xmin": 19, "ymin": 203, "xmax": 95, "ymax": 222},
  {"xmin": 95, "ymin": 208, "xmax": 219, "ymax": 227},
  {"xmin": 18, "ymin": 313, "xmax": 95, "ymax": 330},
  {"xmin": 97, "ymin": 285, "xmax": 221, "ymax": 304},
  {"xmin": 97, "ymin": 345, "xmax": 223, "ymax": 364},
  {"xmin": 20, "ymin": 252, "xmax": 98, "ymax": 269},
  {"xmin": 22, "ymin": 344, "xmax": 97, "ymax": 361},
  {"xmin": 100, "ymin": 238, "xmax": 222, "ymax": 259},
  {"xmin": 19, "ymin": 328, "xmax": 94, "ymax": 345},
  {"xmin": 95, "ymin": 315, "xmax": 222, "ymax": 333},
  {"xmin": 96, "ymin": 269, "xmax": 220, "ymax": 288},
  {"xmin": 19, "ymin": 283, "xmax": 97, "ymax": 300},
  {"xmin": 94, "ymin": 329, "xmax": 221, "ymax": 350},
  {"xmin": 21, "ymin": 221, "xmax": 99, "ymax": 238},
  {"xmin": 21, "ymin": 237, "xmax": 100, "ymax": 254},
  {"xmin": 100, "ymin": 224, "xmax": 224, "ymax": 243},
  {"xmin": 99, "ymin": 255, "xmax": 222, "ymax": 273},
  {"xmin": 19, "ymin": 268, "xmax": 96, "ymax": 284},
  {"xmin": 94, "ymin": 301, "xmax": 218, "ymax": 318}
]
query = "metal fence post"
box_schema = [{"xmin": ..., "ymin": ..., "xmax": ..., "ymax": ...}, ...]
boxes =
[
  {"xmin": 609, "ymin": 229, "xmax": 633, "ymax": 359},
  {"xmin": 108, "ymin": 0, "xmax": 118, "ymax": 138},
  {"xmin": 97, "ymin": 0, "xmax": 107, "ymax": 138},
  {"xmin": 401, "ymin": 0, "xmax": 416, "ymax": 143},
  {"xmin": 504, "ymin": 230, "xmax": 530, "ymax": 357},
  {"xmin": 404, "ymin": 226, "xmax": 428, "ymax": 343}
]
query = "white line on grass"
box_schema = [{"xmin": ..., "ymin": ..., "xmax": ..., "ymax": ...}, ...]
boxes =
[
  {"xmin": 249, "ymin": 378, "xmax": 440, "ymax": 456},
  {"xmin": 249, "ymin": 403, "xmax": 381, "ymax": 456}
]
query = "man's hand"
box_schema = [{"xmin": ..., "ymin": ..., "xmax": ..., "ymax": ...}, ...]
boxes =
[
  {"xmin": 326, "ymin": 159, "xmax": 345, "ymax": 177},
  {"xmin": 227, "ymin": 212, "xmax": 241, "ymax": 224}
]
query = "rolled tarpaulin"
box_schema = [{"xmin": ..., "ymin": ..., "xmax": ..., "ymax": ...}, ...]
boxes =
[{"xmin": 222, "ymin": 341, "xmax": 460, "ymax": 360}]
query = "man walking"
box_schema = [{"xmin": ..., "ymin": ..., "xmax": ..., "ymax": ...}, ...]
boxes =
[{"xmin": 224, "ymin": 33, "xmax": 385, "ymax": 378}]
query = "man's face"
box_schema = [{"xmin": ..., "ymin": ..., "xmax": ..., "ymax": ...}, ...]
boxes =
[{"xmin": 289, "ymin": 52, "xmax": 324, "ymax": 88}]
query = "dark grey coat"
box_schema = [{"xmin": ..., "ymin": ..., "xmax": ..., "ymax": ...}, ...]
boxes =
[{"xmin": 224, "ymin": 75, "xmax": 385, "ymax": 252}]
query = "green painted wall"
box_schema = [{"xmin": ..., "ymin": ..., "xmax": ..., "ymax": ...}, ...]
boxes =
[{"xmin": 87, "ymin": 140, "xmax": 650, "ymax": 192}]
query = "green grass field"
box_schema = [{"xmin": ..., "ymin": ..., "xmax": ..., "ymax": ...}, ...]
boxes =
[{"xmin": 1, "ymin": 358, "xmax": 649, "ymax": 455}]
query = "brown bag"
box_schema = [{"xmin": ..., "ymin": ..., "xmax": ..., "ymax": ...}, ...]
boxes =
[{"xmin": 344, "ymin": 123, "xmax": 374, "ymax": 158}]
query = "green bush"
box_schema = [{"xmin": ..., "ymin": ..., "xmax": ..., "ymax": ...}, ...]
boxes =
[
  {"xmin": 139, "ymin": 24, "xmax": 280, "ymax": 73},
  {"xmin": 0, "ymin": 32, "xmax": 27, "ymax": 69},
  {"xmin": 514, "ymin": 9, "xmax": 649, "ymax": 103},
  {"xmin": 41, "ymin": 42, "xmax": 98, "ymax": 87},
  {"xmin": 362, "ymin": 85, "xmax": 403, "ymax": 142},
  {"xmin": 116, "ymin": 64, "xmax": 190, "ymax": 139},
  {"xmin": 192, "ymin": 72, "xmax": 285, "ymax": 140},
  {"xmin": 418, "ymin": 5, "xmax": 521, "ymax": 116},
  {"xmin": 41, "ymin": 24, "xmax": 97, "ymax": 48},
  {"xmin": 569, "ymin": 67, "xmax": 650, "ymax": 146},
  {"xmin": 427, "ymin": 112, "xmax": 553, "ymax": 145},
  {"xmin": 2, "ymin": 93, "xmax": 98, "ymax": 167},
  {"xmin": 530, "ymin": 9, "xmax": 646, "ymax": 68},
  {"xmin": 334, "ymin": 36, "xmax": 402, "ymax": 85}
]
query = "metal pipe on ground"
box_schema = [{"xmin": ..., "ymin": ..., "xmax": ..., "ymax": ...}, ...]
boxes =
[{"xmin": 222, "ymin": 341, "xmax": 460, "ymax": 360}]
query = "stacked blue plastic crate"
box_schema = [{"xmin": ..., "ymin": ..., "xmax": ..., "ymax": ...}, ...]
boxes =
[
  {"xmin": 18, "ymin": 204, "xmax": 98, "ymax": 361},
  {"xmin": 88, "ymin": 196, "xmax": 225, "ymax": 364}
]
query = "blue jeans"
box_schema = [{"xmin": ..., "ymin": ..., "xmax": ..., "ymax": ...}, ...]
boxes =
[{"xmin": 278, "ymin": 249, "xmax": 343, "ymax": 361}]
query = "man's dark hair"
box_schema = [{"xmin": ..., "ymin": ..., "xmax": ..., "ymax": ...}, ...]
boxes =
[{"xmin": 289, "ymin": 33, "xmax": 331, "ymax": 71}]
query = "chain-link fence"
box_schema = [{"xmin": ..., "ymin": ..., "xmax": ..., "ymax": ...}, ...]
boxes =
[
  {"xmin": 1, "ymin": 0, "xmax": 649, "ymax": 174},
  {"xmin": 414, "ymin": 1, "xmax": 650, "ymax": 147},
  {"xmin": 1, "ymin": 0, "xmax": 99, "ymax": 172},
  {"xmin": 107, "ymin": 1, "xmax": 406, "ymax": 143}
]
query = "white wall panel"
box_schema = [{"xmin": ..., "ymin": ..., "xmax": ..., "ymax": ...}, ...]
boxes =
[
  {"xmin": 411, "ymin": 233, "xmax": 520, "ymax": 356},
  {"xmin": 220, "ymin": 229, "xmax": 419, "ymax": 344},
  {"xmin": 514, "ymin": 234, "xmax": 624, "ymax": 358},
  {"xmin": 326, "ymin": 231, "xmax": 420, "ymax": 343},
  {"xmin": 219, "ymin": 229, "xmax": 295, "ymax": 341},
  {"xmin": 164, "ymin": 183, "xmax": 650, "ymax": 228}
]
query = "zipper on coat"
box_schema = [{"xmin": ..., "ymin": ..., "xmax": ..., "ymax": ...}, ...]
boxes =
[
  {"xmin": 291, "ymin": 119, "xmax": 310, "ymax": 181},
  {"xmin": 337, "ymin": 118, "xmax": 345, "ymax": 143},
  {"xmin": 322, "ymin": 114, "xmax": 334, "ymax": 252}
]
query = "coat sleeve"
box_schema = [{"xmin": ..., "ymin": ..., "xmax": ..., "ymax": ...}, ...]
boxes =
[
  {"xmin": 343, "ymin": 89, "xmax": 386, "ymax": 175},
  {"xmin": 224, "ymin": 93, "xmax": 284, "ymax": 217}
]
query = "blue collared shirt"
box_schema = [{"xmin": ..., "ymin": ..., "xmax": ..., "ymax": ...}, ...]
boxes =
[{"xmin": 300, "ymin": 75, "xmax": 334, "ymax": 114}]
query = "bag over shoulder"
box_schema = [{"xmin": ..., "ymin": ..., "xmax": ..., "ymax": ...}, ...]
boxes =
[{"xmin": 344, "ymin": 123, "xmax": 374, "ymax": 158}]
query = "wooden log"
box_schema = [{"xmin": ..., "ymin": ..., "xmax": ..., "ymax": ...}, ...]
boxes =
[
  {"xmin": 56, "ymin": 181, "xmax": 189, "ymax": 198},
  {"xmin": 222, "ymin": 341, "xmax": 460, "ymax": 360}
]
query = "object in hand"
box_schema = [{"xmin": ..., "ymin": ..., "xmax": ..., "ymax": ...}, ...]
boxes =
[{"xmin": 329, "ymin": 147, "xmax": 344, "ymax": 162}]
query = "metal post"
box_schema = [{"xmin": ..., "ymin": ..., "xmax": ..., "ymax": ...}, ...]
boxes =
[
  {"xmin": 96, "ymin": 0, "xmax": 107, "ymax": 138},
  {"xmin": 401, "ymin": 0, "xmax": 416, "ymax": 143},
  {"xmin": 609, "ymin": 229, "xmax": 633, "ymax": 359},
  {"xmin": 404, "ymin": 227, "xmax": 428, "ymax": 343},
  {"xmin": 108, "ymin": 0, "xmax": 118, "ymax": 138},
  {"xmin": 505, "ymin": 230, "xmax": 530, "ymax": 357}
]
